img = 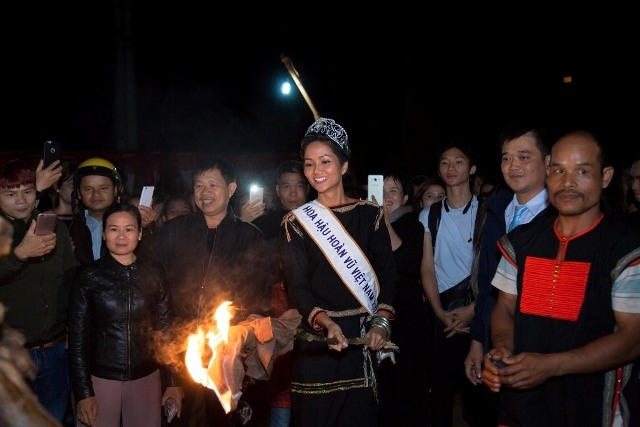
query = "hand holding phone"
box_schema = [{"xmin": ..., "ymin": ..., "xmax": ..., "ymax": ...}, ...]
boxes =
[
  {"xmin": 139, "ymin": 186, "xmax": 155, "ymax": 208},
  {"xmin": 368, "ymin": 175, "xmax": 384, "ymax": 205},
  {"xmin": 249, "ymin": 185, "xmax": 264, "ymax": 204},
  {"xmin": 35, "ymin": 213, "xmax": 57, "ymax": 236},
  {"xmin": 487, "ymin": 353, "xmax": 506, "ymax": 368},
  {"xmin": 164, "ymin": 397, "xmax": 178, "ymax": 423},
  {"xmin": 42, "ymin": 141, "xmax": 62, "ymax": 168}
]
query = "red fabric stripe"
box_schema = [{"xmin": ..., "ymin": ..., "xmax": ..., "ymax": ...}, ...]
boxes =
[
  {"xmin": 610, "ymin": 367, "xmax": 623, "ymax": 427},
  {"xmin": 520, "ymin": 257, "xmax": 590, "ymax": 321}
]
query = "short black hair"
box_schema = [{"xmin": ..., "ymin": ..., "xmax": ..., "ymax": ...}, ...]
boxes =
[
  {"xmin": 437, "ymin": 138, "xmax": 478, "ymax": 168},
  {"xmin": 102, "ymin": 202, "xmax": 142, "ymax": 230},
  {"xmin": 498, "ymin": 123, "xmax": 549, "ymax": 158},
  {"xmin": 383, "ymin": 170, "xmax": 412, "ymax": 201},
  {"xmin": 192, "ymin": 155, "xmax": 237, "ymax": 186},
  {"xmin": 276, "ymin": 160, "xmax": 305, "ymax": 183}
]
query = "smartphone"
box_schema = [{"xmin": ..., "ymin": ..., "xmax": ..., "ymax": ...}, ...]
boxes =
[
  {"xmin": 35, "ymin": 213, "xmax": 57, "ymax": 236},
  {"xmin": 164, "ymin": 397, "xmax": 178, "ymax": 423},
  {"xmin": 367, "ymin": 174, "xmax": 384, "ymax": 205},
  {"xmin": 139, "ymin": 186, "xmax": 155, "ymax": 207},
  {"xmin": 249, "ymin": 185, "xmax": 264, "ymax": 204},
  {"xmin": 487, "ymin": 353, "xmax": 506, "ymax": 368},
  {"xmin": 42, "ymin": 141, "xmax": 62, "ymax": 168}
]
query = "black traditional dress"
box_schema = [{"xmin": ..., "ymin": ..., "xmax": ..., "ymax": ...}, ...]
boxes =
[
  {"xmin": 494, "ymin": 214, "xmax": 640, "ymax": 427},
  {"xmin": 282, "ymin": 200, "xmax": 398, "ymax": 427}
]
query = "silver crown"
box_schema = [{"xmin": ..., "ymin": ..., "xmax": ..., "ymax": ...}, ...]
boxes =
[{"xmin": 304, "ymin": 117, "xmax": 350, "ymax": 158}]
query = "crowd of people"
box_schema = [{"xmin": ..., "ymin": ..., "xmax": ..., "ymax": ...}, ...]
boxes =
[{"xmin": 0, "ymin": 117, "xmax": 638, "ymax": 427}]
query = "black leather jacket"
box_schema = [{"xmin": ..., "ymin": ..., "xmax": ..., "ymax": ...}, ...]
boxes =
[{"xmin": 68, "ymin": 253, "xmax": 178, "ymax": 400}]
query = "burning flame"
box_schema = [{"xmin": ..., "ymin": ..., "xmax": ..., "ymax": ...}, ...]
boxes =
[
  {"xmin": 183, "ymin": 301, "xmax": 301, "ymax": 415},
  {"xmin": 185, "ymin": 301, "xmax": 236, "ymax": 413}
]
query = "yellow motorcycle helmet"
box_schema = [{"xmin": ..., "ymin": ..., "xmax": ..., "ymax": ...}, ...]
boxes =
[{"xmin": 73, "ymin": 157, "xmax": 122, "ymax": 193}]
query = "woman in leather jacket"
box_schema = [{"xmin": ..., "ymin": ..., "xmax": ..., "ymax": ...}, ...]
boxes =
[{"xmin": 68, "ymin": 203, "xmax": 183, "ymax": 426}]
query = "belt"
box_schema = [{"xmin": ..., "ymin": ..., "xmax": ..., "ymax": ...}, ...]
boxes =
[{"xmin": 27, "ymin": 334, "xmax": 67, "ymax": 350}]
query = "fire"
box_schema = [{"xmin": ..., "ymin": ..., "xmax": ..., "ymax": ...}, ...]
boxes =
[
  {"xmin": 185, "ymin": 301, "xmax": 236, "ymax": 413},
  {"xmin": 183, "ymin": 301, "xmax": 302, "ymax": 415}
]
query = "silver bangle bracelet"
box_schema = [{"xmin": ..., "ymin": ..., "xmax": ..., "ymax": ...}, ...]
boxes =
[{"xmin": 370, "ymin": 315, "xmax": 392, "ymax": 340}]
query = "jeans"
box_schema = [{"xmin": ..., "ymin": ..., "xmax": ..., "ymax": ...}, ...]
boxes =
[
  {"xmin": 28, "ymin": 341, "xmax": 71, "ymax": 423},
  {"xmin": 270, "ymin": 407, "xmax": 291, "ymax": 427}
]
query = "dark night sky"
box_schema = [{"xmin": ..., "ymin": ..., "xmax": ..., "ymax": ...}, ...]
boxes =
[{"xmin": 5, "ymin": 3, "xmax": 639, "ymax": 183}]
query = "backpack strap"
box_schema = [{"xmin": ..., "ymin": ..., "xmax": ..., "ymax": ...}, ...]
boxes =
[{"xmin": 428, "ymin": 200, "xmax": 443, "ymax": 252}]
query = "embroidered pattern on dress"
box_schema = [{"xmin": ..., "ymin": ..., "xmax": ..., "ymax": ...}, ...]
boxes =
[
  {"xmin": 520, "ymin": 256, "xmax": 590, "ymax": 321},
  {"xmin": 309, "ymin": 307, "xmax": 369, "ymax": 329},
  {"xmin": 326, "ymin": 307, "xmax": 368, "ymax": 317},
  {"xmin": 291, "ymin": 377, "xmax": 367, "ymax": 394},
  {"xmin": 377, "ymin": 303, "xmax": 396, "ymax": 317}
]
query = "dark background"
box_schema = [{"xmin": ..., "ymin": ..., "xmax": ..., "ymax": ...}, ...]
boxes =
[{"xmin": 4, "ymin": 3, "xmax": 639, "ymax": 185}]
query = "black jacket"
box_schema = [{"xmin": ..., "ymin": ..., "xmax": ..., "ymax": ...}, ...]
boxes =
[
  {"xmin": 68, "ymin": 211, "xmax": 99, "ymax": 266},
  {"xmin": 68, "ymin": 253, "xmax": 178, "ymax": 400},
  {"xmin": 0, "ymin": 209, "xmax": 78, "ymax": 343},
  {"xmin": 156, "ymin": 205, "xmax": 266, "ymax": 323}
]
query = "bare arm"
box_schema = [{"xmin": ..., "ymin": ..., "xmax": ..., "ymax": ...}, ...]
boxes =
[
  {"xmin": 314, "ymin": 312, "xmax": 349, "ymax": 352},
  {"xmin": 490, "ymin": 289, "xmax": 516, "ymax": 354},
  {"xmin": 485, "ymin": 297, "xmax": 640, "ymax": 392},
  {"xmin": 482, "ymin": 289, "xmax": 516, "ymax": 392},
  {"xmin": 35, "ymin": 159, "xmax": 62, "ymax": 193},
  {"xmin": 420, "ymin": 233, "xmax": 445, "ymax": 324},
  {"xmin": 382, "ymin": 204, "xmax": 402, "ymax": 251},
  {"xmin": 385, "ymin": 222, "xmax": 402, "ymax": 251},
  {"xmin": 239, "ymin": 199, "xmax": 266, "ymax": 222},
  {"xmin": 551, "ymin": 310, "xmax": 640, "ymax": 376}
]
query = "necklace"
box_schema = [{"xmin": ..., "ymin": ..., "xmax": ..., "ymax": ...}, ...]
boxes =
[
  {"xmin": 443, "ymin": 195, "xmax": 473, "ymax": 214},
  {"xmin": 443, "ymin": 195, "xmax": 476, "ymax": 242}
]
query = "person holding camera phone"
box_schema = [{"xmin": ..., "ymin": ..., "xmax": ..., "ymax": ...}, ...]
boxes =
[
  {"xmin": 251, "ymin": 159, "xmax": 310, "ymax": 427},
  {"xmin": 376, "ymin": 170, "xmax": 431, "ymax": 426},
  {"xmin": 69, "ymin": 202, "xmax": 183, "ymax": 427},
  {"xmin": 35, "ymin": 162, "xmax": 63, "ymax": 210},
  {"xmin": 69, "ymin": 157, "xmax": 157, "ymax": 266},
  {"xmin": 239, "ymin": 184, "xmax": 268, "ymax": 223},
  {"xmin": 43, "ymin": 161, "xmax": 79, "ymax": 229},
  {"xmin": 0, "ymin": 159, "xmax": 78, "ymax": 424}
]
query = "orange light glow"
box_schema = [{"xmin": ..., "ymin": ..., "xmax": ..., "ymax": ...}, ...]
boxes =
[{"xmin": 185, "ymin": 301, "xmax": 236, "ymax": 413}]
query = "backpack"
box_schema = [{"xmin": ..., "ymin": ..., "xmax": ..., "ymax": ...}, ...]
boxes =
[
  {"xmin": 428, "ymin": 197, "xmax": 483, "ymax": 304},
  {"xmin": 428, "ymin": 197, "xmax": 484, "ymax": 252},
  {"xmin": 427, "ymin": 200, "xmax": 443, "ymax": 252}
]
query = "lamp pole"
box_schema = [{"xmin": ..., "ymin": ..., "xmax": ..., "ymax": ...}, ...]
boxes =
[{"xmin": 280, "ymin": 54, "xmax": 320, "ymax": 121}]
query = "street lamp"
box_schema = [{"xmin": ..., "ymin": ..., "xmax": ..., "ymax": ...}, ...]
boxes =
[{"xmin": 280, "ymin": 54, "xmax": 320, "ymax": 121}]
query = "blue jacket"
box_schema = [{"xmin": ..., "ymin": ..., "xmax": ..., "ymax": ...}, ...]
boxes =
[{"xmin": 469, "ymin": 190, "xmax": 511, "ymax": 349}]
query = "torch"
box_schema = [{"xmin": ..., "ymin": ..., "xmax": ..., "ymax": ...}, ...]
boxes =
[{"xmin": 280, "ymin": 54, "xmax": 320, "ymax": 121}]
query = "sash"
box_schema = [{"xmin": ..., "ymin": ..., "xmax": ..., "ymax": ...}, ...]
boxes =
[{"xmin": 292, "ymin": 200, "xmax": 380, "ymax": 315}]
